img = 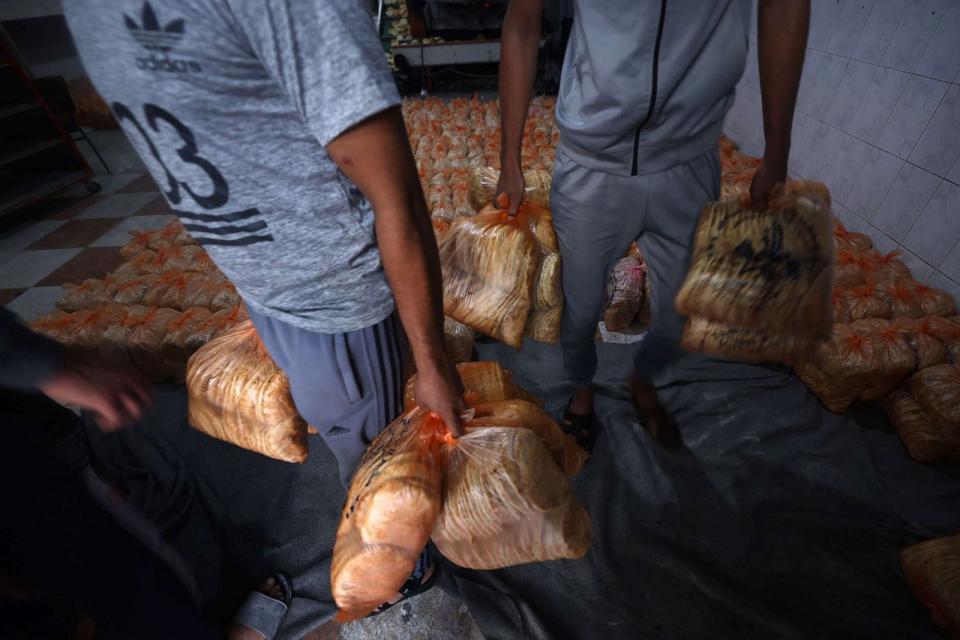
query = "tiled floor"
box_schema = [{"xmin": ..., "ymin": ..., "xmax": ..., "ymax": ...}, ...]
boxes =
[{"xmin": 0, "ymin": 171, "xmax": 163, "ymax": 322}]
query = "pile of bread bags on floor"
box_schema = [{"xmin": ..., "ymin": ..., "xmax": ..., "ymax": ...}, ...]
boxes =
[{"xmin": 30, "ymin": 219, "xmax": 247, "ymax": 382}]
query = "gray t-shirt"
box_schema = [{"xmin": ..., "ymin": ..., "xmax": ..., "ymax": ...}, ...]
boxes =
[{"xmin": 65, "ymin": 0, "xmax": 400, "ymax": 333}]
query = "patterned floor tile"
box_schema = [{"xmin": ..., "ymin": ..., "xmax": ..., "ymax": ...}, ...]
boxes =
[
  {"xmin": 0, "ymin": 288, "xmax": 26, "ymax": 305},
  {"xmin": 0, "ymin": 249, "xmax": 83, "ymax": 288},
  {"xmin": 29, "ymin": 218, "xmax": 122, "ymax": 250},
  {"xmin": 91, "ymin": 214, "xmax": 177, "ymax": 247},
  {"xmin": 59, "ymin": 173, "xmax": 142, "ymax": 198},
  {"xmin": 6, "ymin": 286, "xmax": 64, "ymax": 323},
  {"xmin": 18, "ymin": 195, "xmax": 106, "ymax": 221},
  {"xmin": 37, "ymin": 247, "xmax": 123, "ymax": 286},
  {"xmin": 134, "ymin": 195, "xmax": 173, "ymax": 216},
  {"xmin": 117, "ymin": 173, "xmax": 158, "ymax": 193},
  {"xmin": 75, "ymin": 193, "xmax": 158, "ymax": 219},
  {"xmin": 0, "ymin": 220, "xmax": 67, "ymax": 252}
]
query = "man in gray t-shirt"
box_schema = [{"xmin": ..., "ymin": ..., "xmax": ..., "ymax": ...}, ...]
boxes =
[{"xmin": 66, "ymin": 0, "xmax": 465, "ymax": 631}]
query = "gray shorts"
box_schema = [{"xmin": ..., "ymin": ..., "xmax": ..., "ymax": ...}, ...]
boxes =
[{"xmin": 247, "ymin": 305, "xmax": 406, "ymax": 486}]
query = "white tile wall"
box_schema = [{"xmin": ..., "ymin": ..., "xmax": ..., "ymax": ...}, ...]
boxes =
[{"xmin": 726, "ymin": 0, "xmax": 960, "ymax": 297}]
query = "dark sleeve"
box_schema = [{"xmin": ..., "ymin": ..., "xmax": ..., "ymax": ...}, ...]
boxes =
[{"xmin": 0, "ymin": 307, "xmax": 64, "ymax": 391}]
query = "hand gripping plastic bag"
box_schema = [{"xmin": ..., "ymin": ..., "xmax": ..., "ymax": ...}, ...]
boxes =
[
  {"xmin": 439, "ymin": 207, "xmax": 542, "ymax": 348},
  {"xmin": 468, "ymin": 166, "xmax": 552, "ymax": 211},
  {"xmin": 675, "ymin": 184, "xmax": 834, "ymax": 341},
  {"xmin": 900, "ymin": 534, "xmax": 960, "ymax": 637},
  {"xmin": 881, "ymin": 389, "xmax": 958, "ymax": 463},
  {"xmin": 331, "ymin": 409, "xmax": 446, "ymax": 622},
  {"xmin": 186, "ymin": 320, "xmax": 308, "ymax": 463},
  {"xmin": 432, "ymin": 426, "xmax": 591, "ymax": 570}
]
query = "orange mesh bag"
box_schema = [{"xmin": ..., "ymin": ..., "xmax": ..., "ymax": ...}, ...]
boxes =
[
  {"xmin": 682, "ymin": 315, "xmax": 819, "ymax": 365},
  {"xmin": 466, "ymin": 400, "xmax": 588, "ymax": 477},
  {"xmin": 846, "ymin": 281, "xmax": 893, "ymax": 320},
  {"xmin": 925, "ymin": 316, "xmax": 960, "ymax": 363},
  {"xmin": 833, "ymin": 220, "xmax": 872, "ymax": 252},
  {"xmin": 439, "ymin": 205, "xmax": 542, "ymax": 348},
  {"xmin": 123, "ymin": 306, "xmax": 180, "ymax": 380},
  {"xmin": 909, "ymin": 364, "xmax": 960, "ymax": 434},
  {"xmin": 876, "ymin": 280, "xmax": 923, "ymax": 318},
  {"xmin": 901, "ymin": 535, "xmax": 960, "ymax": 637},
  {"xmin": 889, "ymin": 318, "xmax": 947, "ymax": 369},
  {"xmin": 432, "ymin": 426, "xmax": 591, "ymax": 570},
  {"xmin": 911, "ymin": 282, "xmax": 957, "ymax": 317},
  {"xmin": 604, "ymin": 256, "xmax": 644, "ymax": 332},
  {"xmin": 834, "ymin": 249, "xmax": 870, "ymax": 288},
  {"xmin": 331, "ymin": 409, "xmax": 446, "ymax": 621},
  {"xmin": 403, "ymin": 361, "xmax": 539, "ymax": 411},
  {"xmin": 468, "ymin": 167, "xmax": 551, "ymax": 211},
  {"xmin": 120, "ymin": 230, "xmax": 159, "ymax": 260},
  {"xmin": 794, "ymin": 324, "xmax": 880, "ymax": 413},
  {"xmin": 160, "ymin": 307, "xmax": 214, "ymax": 380},
  {"xmin": 112, "ymin": 275, "xmax": 160, "ymax": 306},
  {"xmin": 881, "ymin": 390, "xmax": 957, "ymax": 463},
  {"xmin": 444, "ymin": 316, "xmax": 475, "ymax": 364},
  {"xmin": 675, "ymin": 184, "xmax": 834, "ymax": 340},
  {"xmin": 186, "ymin": 320, "xmax": 307, "ymax": 463},
  {"xmin": 57, "ymin": 279, "xmax": 108, "ymax": 312},
  {"xmin": 849, "ymin": 319, "xmax": 918, "ymax": 400}
]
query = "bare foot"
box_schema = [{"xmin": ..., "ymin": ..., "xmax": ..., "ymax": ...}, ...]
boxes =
[
  {"xmin": 628, "ymin": 373, "xmax": 681, "ymax": 448},
  {"xmin": 227, "ymin": 577, "xmax": 287, "ymax": 640},
  {"xmin": 568, "ymin": 385, "xmax": 594, "ymax": 416}
]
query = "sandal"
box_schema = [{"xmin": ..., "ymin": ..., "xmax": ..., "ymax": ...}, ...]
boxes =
[
  {"xmin": 560, "ymin": 400, "xmax": 599, "ymax": 454},
  {"xmin": 232, "ymin": 572, "xmax": 293, "ymax": 640},
  {"xmin": 366, "ymin": 550, "xmax": 440, "ymax": 618}
]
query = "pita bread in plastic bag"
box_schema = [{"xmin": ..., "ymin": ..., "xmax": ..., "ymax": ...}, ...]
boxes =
[
  {"xmin": 901, "ymin": 534, "xmax": 960, "ymax": 637},
  {"xmin": 534, "ymin": 251, "xmax": 562, "ymax": 310},
  {"xmin": 881, "ymin": 390, "xmax": 957, "ymax": 463},
  {"xmin": 682, "ymin": 315, "xmax": 818, "ymax": 365},
  {"xmin": 889, "ymin": 318, "xmax": 947, "ymax": 370},
  {"xmin": 833, "ymin": 220, "xmax": 872, "ymax": 252},
  {"xmin": 526, "ymin": 305, "xmax": 562, "ymax": 344},
  {"xmin": 908, "ymin": 364, "xmax": 960, "ymax": 433},
  {"xmin": 924, "ymin": 316, "xmax": 960, "ymax": 363},
  {"xmin": 846, "ymin": 282, "xmax": 892, "ymax": 320},
  {"xmin": 604, "ymin": 256, "xmax": 644, "ymax": 332},
  {"xmin": 444, "ymin": 316, "xmax": 475, "ymax": 364},
  {"xmin": 911, "ymin": 282, "xmax": 957, "ymax": 317},
  {"xmin": 332, "ymin": 409, "xmax": 446, "ymax": 622},
  {"xmin": 876, "ymin": 280, "xmax": 923, "ymax": 318},
  {"xmin": 834, "ymin": 249, "xmax": 868, "ymax": 288},
  {"xmin": 868, "ymin": 250, "xmax": 912, "ymax": 283},
  {"xmin": 403, "ymin": 360, "xmax": 539, "ymax": 411},
  {"xmin": 675, "ymin": 184, "xmax": 834, "ymax": 340},
  {"xmin": 120, "ymin": 230, "xmax": 157, "ymax": 260},
  {"xmin": 467, "ymin": 400, "xmax": 588, "ymax": 477},
  {"xmin": 849, "ymin": 319, "xmax": 917, "ymax": 401},
  {"xmin": 186, "ymin": 320, "xmax": 307, "ymax": 463},
  {"xmin": 432, "ymin": 426, "xmax": 591, "ymax": 570},
  {"xmin": 57, "ymin": 279, "xmax": 109, "ymax": 312},
  {"xmin": 123, "ymin": 306, "xmax": 181, "ymax": 380},
  {"xmin": 440, "ymin": 208, "xmax": 541, "ymax": 348},
  {"xmin": 795, "ymin": 324, "xmax": 883, "ymax": 413},
  {"xmin": 160, "ymin": 306, "xmax": 214, "ymax": 380},
  {"xmin": 832, "ymin": 287, "xmax": 853, "ymax": 324},
  {"xmin": 468, "ymin": 166, "xmax": 552, "ymax": 211}
]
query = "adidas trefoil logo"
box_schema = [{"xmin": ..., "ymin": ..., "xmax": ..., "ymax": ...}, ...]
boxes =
[{"xmin": 124, "ymin": 2, "xmax": 201, "ymax": 74}]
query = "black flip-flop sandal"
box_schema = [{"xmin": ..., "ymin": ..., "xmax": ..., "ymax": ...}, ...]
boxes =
[
  {"xmin": 560, "ymin": 400, "xmax": 599, "ymax": 454},
  {"xmin": 232, "ymin": 572, "xmax": 293, "ymax": 640},
  {"xmin": 366, "ymin": 553, "xmax": 441, "ymax": 618}
]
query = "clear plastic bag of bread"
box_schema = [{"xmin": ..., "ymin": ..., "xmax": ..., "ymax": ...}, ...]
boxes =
[
  {"xmin": 889, "ymin": 317, "xmax": 947, "ymax": 369},
  {"xmin": 432, "ymin": 425, "xmax": 591, "ymax": 570},
  {"xmin": 675, "ymin": 181, "xmax": 834, "ymax": 341},
  {"xmin": 834, "ymin": 249, "xmax": 868, "ymax": 287},
  {"xmin": 832, "ymin": 219, "xmax": 872, "ymax": 252},
  {"xmin": 467, "ymin": 167, "xmax": 552, "ymax": 212},
  {"xmin": 57, "ymin": 278, "xmax": 110, "ymax": 312},
  {"xmin": 794, "ymin": 324, "xmax": 887, "ymax": 413},
  {"xmin": 881, "ymin": 389, "xmax": 958, "ymax": 463},
  {"xmin": 900, "ymin": 534, "xmax": 960, "ymax": 637},
  {"xmin": 910, "ymin": 281, "xmax": 957, "ymax": 317},
  {"xmin": 682, "ymin": 315, "xmax": 820, "ymax": 365},
  {"xmin": 404, "ymin": 361, "xmax": 541, "ymax": 410},
  {"xmin": 848, "ymin": 319, "xmax": 917, "ymax": 400},
  {"xmin": 875, "ymin": 280, "xmax": 923, "ymax": 318},
  {"xmin": 439, "ymin": 197, "xmax": 543, "ymax": 348},
  {"xmin": 526, "ymin": 304, "xmax": 562, "ymax": 344},
  {"xmin": 332, "ymin": 408, "xmax": 446, "ymax": 622},
  {"xmin": 443, "ymin": 316, "xmax": 475, "ymax": 364},
  {"xmin": 160, "ymin": 306, "xmax": 214, "ymax": 381},
  {"xmin": 186, "ymin": 319, "xmax": 307, "ymax": 464},
  {"xmin": 604, "ymin": 256, "xmax": 644, "ymax": 332},
  {"xmin": 908, "ymin": 363, "xmax": 960, "ymax": 436},
  {"xmin": 923, "ymin": 316, "xmax": 960, "ymax": 363}
]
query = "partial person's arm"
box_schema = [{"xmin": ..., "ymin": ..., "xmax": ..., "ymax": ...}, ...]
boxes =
[
  {"xmin": 328, "ymin": 109, "xmax": 466, "ymax": 436},
  {"xmin": 750, "ymin": 0, "xmax": 810, "ymax": 209},
  {"xmin": 496, "ymin": 0, "xmax": 545, "ymax": 215},
  {"xmin": 0, "ymin": 308, "xmax": 150, "ymax": 431}
]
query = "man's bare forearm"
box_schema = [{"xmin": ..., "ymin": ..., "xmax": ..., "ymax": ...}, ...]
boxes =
[
  {"xmin": 327, "ymin": 108, "xmax": 447, "ymax": 375},
  {"xmin": 757, "ymin": 0, "xmax": 809, "ymax": 176},
  {"xmin": 499, "ymin": 0, "xmax": 543, "ymax": 168}
]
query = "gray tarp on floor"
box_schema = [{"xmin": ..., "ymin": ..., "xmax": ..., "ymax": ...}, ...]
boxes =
[{"xmin": 86, "ymin": 339, "xmax": 960, "ymax": 639}]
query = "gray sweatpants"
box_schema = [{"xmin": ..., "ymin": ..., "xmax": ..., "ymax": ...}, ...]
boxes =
[
  {"xmin": 550, "ymin": 145, "xmax": 721, "ymax": 387},
  {"xmin": 247, "ymin": 306, "xmax": 406, "ymax": 486}
]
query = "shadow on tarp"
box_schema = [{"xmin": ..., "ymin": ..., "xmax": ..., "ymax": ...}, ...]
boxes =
[{"xmin": 83, "ymin": 338, "xmax": 960, "ymax": 639}]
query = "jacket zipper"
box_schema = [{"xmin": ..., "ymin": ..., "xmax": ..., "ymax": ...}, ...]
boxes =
[{"xmin": 631, "ymin": 0, "xmax": 669, "ymax": 176}]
